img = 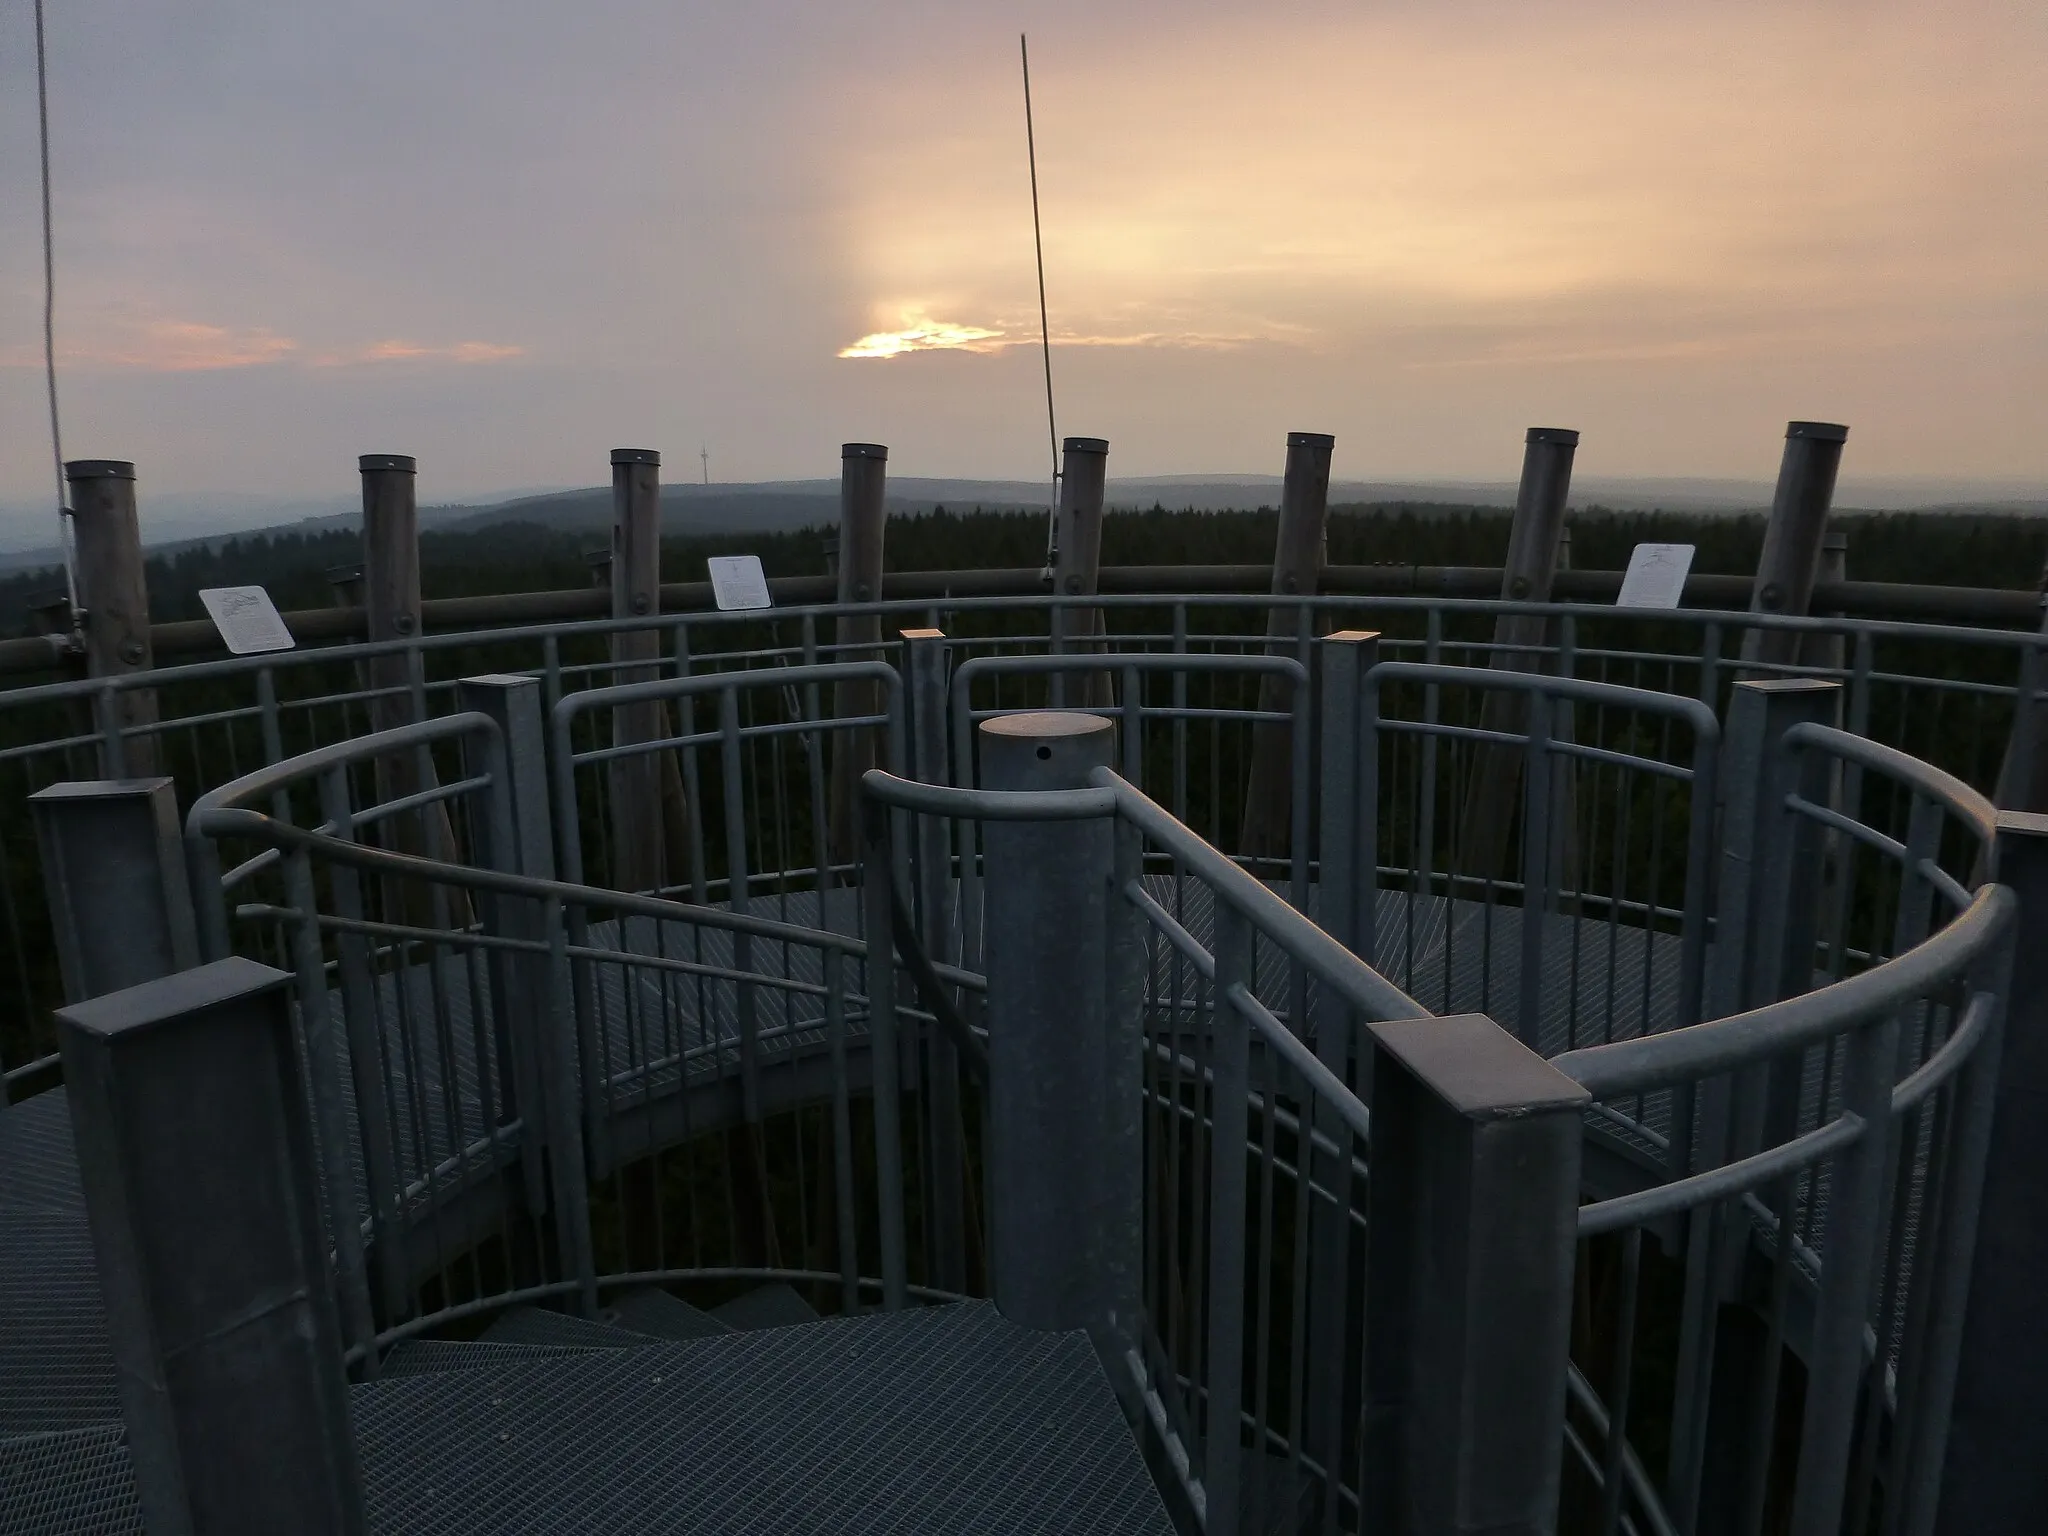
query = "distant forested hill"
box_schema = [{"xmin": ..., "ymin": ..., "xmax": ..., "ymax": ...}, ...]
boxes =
[{"xmin": 0, "ymin": 503, "xmax": 2041, "ymax": 635}]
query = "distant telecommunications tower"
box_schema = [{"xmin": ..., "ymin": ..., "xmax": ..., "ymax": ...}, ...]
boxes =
[{"xmin": 700, "ymin": 446, "xmax": 709, "ymax": 486}]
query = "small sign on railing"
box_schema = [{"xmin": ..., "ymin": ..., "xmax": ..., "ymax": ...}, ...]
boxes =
[
  {"xmin": 198, "ymin": 586, "xmax": 296, "ymax": 655},
  {"xmin": 707, "ymin": 555, "xmax": 772, "ymax": 612},
  {"xmin": 1615, "ymin": 544, "xmax": 1696, "ymax": 610}
]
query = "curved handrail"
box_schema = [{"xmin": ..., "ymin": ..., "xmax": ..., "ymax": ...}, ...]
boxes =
[
  {"xmin": 1554, "ymin": 883, "xmax": 2012, "ymax": 1099},
  {"xmin": 1781, "ymin": 719, "xmax": 1999, "ymax": 849}
]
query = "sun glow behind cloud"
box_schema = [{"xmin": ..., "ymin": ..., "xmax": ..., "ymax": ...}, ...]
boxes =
[
  {"xmin": 826, "ymin": 4, "xmax": 2048, "ymax": 380},
  {"xmin": 838, "ymin": 316, "xmax": 1006, "ymax": 358}
]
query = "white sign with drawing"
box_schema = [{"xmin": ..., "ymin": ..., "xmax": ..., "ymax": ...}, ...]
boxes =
[
  {"xmin": 1615, "ymin": 544, "xmax": 1696, "ymax": 610},
  {"xmin": 707, "ymin": 555, "xmax": 772, "ymax": 612},
  {"xmin": 198, "ymin": 586, "xmax": 296, "ymax": 654}
]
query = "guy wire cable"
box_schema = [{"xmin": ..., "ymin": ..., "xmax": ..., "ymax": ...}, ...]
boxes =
[
  {"xmin": 1022, "ymin": 34, "xmax": 1061, "ymax": 579},
  {"xmin": 34, "ymin": 0, "xmax": 82, "ymax": 630}
]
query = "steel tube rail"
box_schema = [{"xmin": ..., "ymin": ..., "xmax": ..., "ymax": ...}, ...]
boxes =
[
  {"xmin": 6, "ymin": 566, "xmax": 2044, "ymax": 676},
  {"xmin": 1554, "ymin": 884, "xmax": 2011, "ymax": 1098},
  {"xmin": 859, "ymin": 764, "xmax": 1429, "ymax": 1024}
]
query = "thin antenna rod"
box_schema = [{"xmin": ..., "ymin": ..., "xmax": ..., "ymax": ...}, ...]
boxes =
[
  {"xmin": 1021, "ymin": 34, "xmax": 1059, "ymax": 509},
  {"xmin": 34, "ymin": 0, "xmax": 80, "ymax": 620}
]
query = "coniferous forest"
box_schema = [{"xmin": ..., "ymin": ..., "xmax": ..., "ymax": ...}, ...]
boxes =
[{"xmin": 1, "ymin": 502, "xmax": 2043, "ymax": 636}]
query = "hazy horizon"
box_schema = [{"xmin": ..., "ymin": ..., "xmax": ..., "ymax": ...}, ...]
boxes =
[{"xmin": 3, "ymin": 1, "xmax": 2043, "ymax": 536}]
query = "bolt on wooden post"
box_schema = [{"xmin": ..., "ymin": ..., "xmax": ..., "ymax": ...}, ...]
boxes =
[
  {"xmin": 66, "ymin": 459, "xmax": 158, "ymax": 776},
  {"xmin": 1240, "ymin": 431, "xmax": 1334, "ymax": 862}
]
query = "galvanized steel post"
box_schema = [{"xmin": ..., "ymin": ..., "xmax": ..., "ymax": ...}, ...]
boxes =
[
  {"xmin": 1742, "ymin": 421, "xmax": 1848, "ymax": 670},
  {"xmin": 1241, "ymin": 431, "xmax": 1334, "ymax": 860},
  {"xmin": 1360, "ymin": 1012, "xmax": 1586, "ymax": 1535},
  {"xmin": 1305, "ymin": 630, "xmax": 1380, "ymax": 1483},
  {"xmin": 979, "ymin": 711, "xmax": 1121, "ymax": 1334},
  {"xmin": 30, "ymin": 778, "xmax": 198, "ymax": 1002},
  {"xmin": 1669, "ymin": 675, "xmax": 1838, "ymax": 1525},
  {"xmin": 831, "ymin": 443, "xmax": 889, "ymax": 865},
  {"xmin": 608, "ymin": 448, "xmax": 668, "ymax": 892},
  {"xmin": 902, "ymin": 627, "xmax": 966, "ymax": 1292},
  {"xmin": 1458, "ymin": 427, "xmax": 1579, "ymax": 883},
  {"xmin": 65, "ymin": 459, "xmax": 157, "ymax": 776},
  {"xmin": 1936, "ymin": 812, "xmax": 2048, "ymax": 1535},
  {"xmin": 57, "ymin": 958, "xmax": 366, "ymax": 1536},
  {"xmin": 1049, "ymin": 435, "xmax": 1111, "ymax": 707}
]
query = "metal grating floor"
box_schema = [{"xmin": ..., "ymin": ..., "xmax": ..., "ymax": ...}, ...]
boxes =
[{"xmin": 2, "ymin": 1303, "xmax": 1175, "ymax": 1535}]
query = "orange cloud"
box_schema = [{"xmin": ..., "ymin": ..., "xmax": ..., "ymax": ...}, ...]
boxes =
[
  {"xmin": 0, "ymin": 320, "xmax": 300, "ymax": 372},
  {"xmin": 314, "ymin": 339, "xmax": 526, "ymax": 366}
]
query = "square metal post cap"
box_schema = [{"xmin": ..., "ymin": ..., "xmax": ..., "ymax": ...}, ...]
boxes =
[{"xmin": 56, "ymin": 956, "xmax": 292, "ymax": 1041}]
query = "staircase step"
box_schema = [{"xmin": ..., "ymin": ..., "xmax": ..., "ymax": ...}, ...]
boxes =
[
  {"xmin": 0, "ymin": 1208, "xmax": 117, "ymax": 1436},
  {"xmin": 710, "ymin": 1280, "xmax": 821, "ymax": 1332},
  {"xmin": 379, "ymin": 1339, "xmax": 606, "ymax": 1378},
  {"xmin": 2, "ymin": 1303, "xmax": 1174, "ymax": 1534},
  {"xmin": 602, "ymin": 1287, "xmax": 735, "ymax": 1342},
  {"xmin": 0, "ymin": 1424, "xmax": 140, "ymax": 1536},
  {"xmin": 477, "ymin": 1306, "xmax": 650, "ymax": 1350}
]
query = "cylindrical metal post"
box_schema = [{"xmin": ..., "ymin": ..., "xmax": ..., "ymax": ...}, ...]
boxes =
[
  {"xmin": 1304, "ymin": 630, "xmax": 1380, "ymax": 1481},
  {"xmin": 830, "ymin": 444, "xmax": 890, "ymax": 865},
  {"xmin": 57, "ymin": 958, "xmax": 367, "ymax": 1535},
  {"xmin": 901, "ymin": 628, "xmax": 966, "ymax": 1292},
  {"xmin": 31, "ymin": 778, "xmax": 199, "ymax": 1004},
  {"xmin": 608, "ymin": 449, "xmax": 667, "ymax": 893},
  {"xmin": 1457, "ymin": 428, "xmax": 1580, "ymax": 883},
  {"xmin": 1744, "ymin": 421, "xmax": 1848, "ymax": 669},
  {"xmin": 1050, "ymin": 436, "xmax": 1111, "ymax": 706},
  {"xmin": 1241, "ymin": 431, "xmax": 1335, "ymax": 858},
  {"xmin": 979, "ymin": 711, "xmax": 1117, "ymax": 1334},
  {"xmin": 66, "ymin": 459, "xmax": 157, "ymax": 775}
]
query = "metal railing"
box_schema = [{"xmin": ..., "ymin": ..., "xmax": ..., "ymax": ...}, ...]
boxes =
[
  {"xmin": 4, "ymin": 593, "xmax": 2042, "ymax": 1088},
  {"xmin": 1550, "ymin": 724, "xmax": 2012, "ymax": 1536},
  {"xmin": 2, "ymin": 589, "xmax": 2036, "ymax": 1535},
  {"xmin": 182, "ymin": 696, "xmax": 978, "ymax": 1367}
]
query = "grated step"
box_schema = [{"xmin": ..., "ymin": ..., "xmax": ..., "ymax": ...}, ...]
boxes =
[
  {"xmin": 2, "ymin": 1302, "xmax": 1174, "ymax": 1534},
  {"xmin": 379, "ymin": 1339, "xmax": 607, "ymax": 1378},
  {"xmin": 710, "ymin": 1280, "xmax": 821, "ymax": 1332},
  {"xmin": 602, "ymin": 1287, "xmax": 735, "ymax": 1343},
  {"xmin": 476, "ymin": 1306, "xmax": 652, "ymax": 1350},
  {"xmin": 0, "ymin": 1424, "xmax": 141, "ymax": 1536}
]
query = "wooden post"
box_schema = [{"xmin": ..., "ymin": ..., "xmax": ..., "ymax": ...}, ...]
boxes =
[
  {"xmin": 1994, "ymin": 552, "xmax": 2048, "ymax": 814},
  {"xmin": 608, "ymin": 448, "xmax": 667, "ymax": 893},
  {"xmin": 1742, "ymin": 421, "xmax": 1848, "ymax": 670},
  {"xmin": 1456, "ymin": 428, "xmax": 1579, "ymax": 883},
  {"xmin": 1240, "ymin": 431, "xmax": 1334, "ymax": 860},
  {"xmin": 358, "ymin": 455, "xmax": 465, "ymax": 916},
  {"xmin": 66, "ymin": 459, "xmax": 157, "ymax": 776},
  {"xmin": 1050, "ymin": 436, "xmax": 1111, "ymax": 706},
  {"xmin": 829, "ymin": 443, "xmax": 888, "ymax": 866},
  {"xmin": 361, "ymin": 453, "xmax": 421, "ymax": 728}
]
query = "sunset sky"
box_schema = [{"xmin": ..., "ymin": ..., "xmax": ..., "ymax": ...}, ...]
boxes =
[{"xmin": 0, "ymin": 0, "xmax": 2042, "ymax": 526}]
